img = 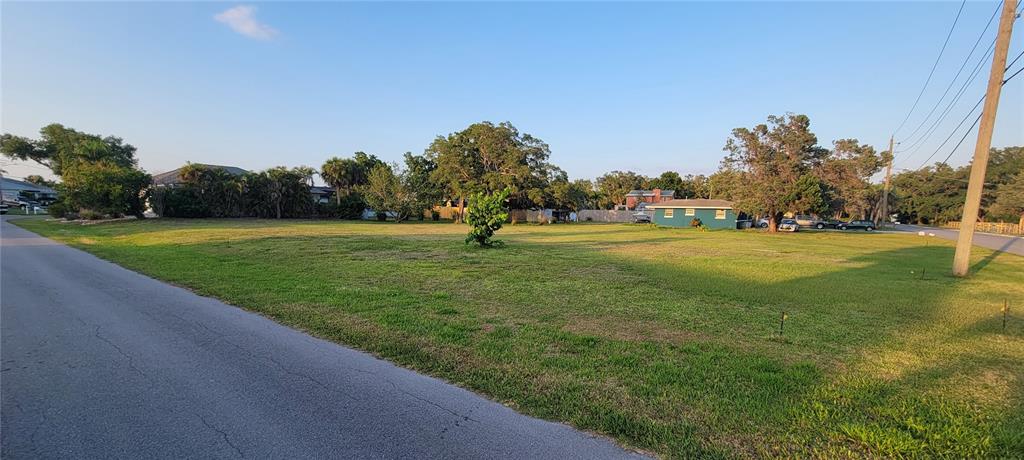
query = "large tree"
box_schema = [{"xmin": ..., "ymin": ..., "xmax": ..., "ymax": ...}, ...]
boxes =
[
  {"xmin": 402, "ymin": 152, "xmax": 443, "ymax": 218},
  {"xmin": 595, "ymin": 170, "xmax": 647, "ymax": 209},
  {"xmin": 320, "ymin": 152, "xmax": 384, "ymax": 204},
  {"xmin": 2, "ymin": 124, "xmax": 150, "ymax": 218},
  {"xmin": 817, "ymin": 139, "xmax": 886, "ymax": 219},
  {"xmin": 1, "ymin": 123, "xmax": 138, "ymax": 175},
  {"xmin": 988, "ymin": 173, "xmax": 1024, "ymax": 227},
  {"xmin": 427, "ymin": 121, "xmax": 561, "ymax": 221},
  {"xmin": 722, "ymin": 114, "xmax": 828, "ymax": 232}
]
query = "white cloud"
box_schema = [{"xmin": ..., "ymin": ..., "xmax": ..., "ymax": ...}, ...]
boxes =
[{"xmin": 214, "ymin": 5, "xmax": 278, "ymax": 40}]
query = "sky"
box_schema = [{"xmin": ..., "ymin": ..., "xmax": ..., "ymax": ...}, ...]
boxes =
[{"xmin": 2, "ymin": 1, "xmax": 1022, "ymax": 184}]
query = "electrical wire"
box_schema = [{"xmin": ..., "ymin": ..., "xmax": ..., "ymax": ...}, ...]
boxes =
[
  {"xmin": 892, "ymin": 0, "xmax": 968, "ymax": 136},
  {"xmin": 898, "ymin": 1, "xmax": 1003, "ymax": 144}
]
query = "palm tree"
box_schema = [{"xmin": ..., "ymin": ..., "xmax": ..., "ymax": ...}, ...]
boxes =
[{"xmin": 321, "ymin": 157, "xmax": 357, "ymax": 204}]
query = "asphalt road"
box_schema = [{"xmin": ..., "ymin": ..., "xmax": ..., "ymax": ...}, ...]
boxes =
[
  {"xmin": 894, "ymin": 224, "xmax": 1024, "ymax": 256},
  {"xmin": 0, "ymin": 218, "xmax": 644, "ymax": 459}
]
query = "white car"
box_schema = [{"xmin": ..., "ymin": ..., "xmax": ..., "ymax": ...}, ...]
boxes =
[{"xmin": 778, "ymin": 219, "xmax": 799, "ymax": 232}]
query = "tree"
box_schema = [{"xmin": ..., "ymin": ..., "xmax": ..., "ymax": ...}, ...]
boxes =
[
  {"xmin": 549, "ymin": 178, "xmax": 594, "ymax": 212},
  {"xmin": 595, "ymin": 170, "xmax": 647, "ymax": 208},
  {"xmin": 647, "ymin": 171, "xmax": 685, "ymax": 196},
  {"xmin": 465, "ymin": 188, "xmax": 511, "ymax": 247},
  {"xmin": 3, "ymin": 124, "xmax": 151, "ymax": 218},
  {"xmin": 988, "ymin": 173, "xmax": 1024, "ymax": 227},
  {"xmin": 891, "ymin": 163, "xmax": 967, "ymax": 224},
  {"xmin": 817, "ymin": 139, "xmax": 885, "ymax": 219},
  {"xmin": 60, "ymin": 162, "xmax": 151, "ymax": 218},
  {"xmin": 722, "ymin": 114, "xmax": 828, "ymax": 232},
  {"xmin": 403, "ymin": 152, "xmax": 443, "ymax": 218},
  {"xmin": 361, "ymin": 163, "xmax": 418, "ymax": 222},
  {"xmin": 1, "ymin": 124, "xmax": 138, "ymax": 175},
  {"xmin": 320, "ymin": 152, "xmax": 384, "ymax": 203},
  {"xmin": 427, "ymin": 121, "xmax": 561, "ymax": 221},
  {"xmin": 24, "ymin": 175, "xmax": 56, "ymax": 188}
]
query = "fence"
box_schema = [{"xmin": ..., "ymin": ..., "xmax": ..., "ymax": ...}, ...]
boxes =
[
  {"xmin": 944, "ymin": 221, "xmax": 1022, "ymax": 235},
  {"xmin": 577, "ymin": 209, "xmax": 651, "ymax": 223}
]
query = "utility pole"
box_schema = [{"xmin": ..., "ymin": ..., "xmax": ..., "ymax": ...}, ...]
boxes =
[
  {"xmin": 952, "ymin": 0, "xmax": 1017, "ymax": 277},
  {"xmin": 880, "ymin": 136, "xmax": 894, "ymax": 228}
]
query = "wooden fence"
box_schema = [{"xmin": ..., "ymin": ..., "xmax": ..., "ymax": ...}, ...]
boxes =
[{"xmin": 944, "ymin": 221, "xmax": 1022, "ymax": 235}]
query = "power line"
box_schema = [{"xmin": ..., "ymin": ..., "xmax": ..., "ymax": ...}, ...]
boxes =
[
  {"xmin": 915, "ymin": 94, "xmax": 985, "ymax": 168},
  {"xmin": 898, "ymin": 1, "xmax": 1003, "ymax": 144},
  {"xmin": 896, "ymin": 40, "xmax": 994, "ymax": 160},
  {"xmin": 922, "ymin": 52, "xmax": 1024, "ymax": 169},
  {"xmin": 892, "ymin": 0, "xmax": 968, "ymax": 136}
]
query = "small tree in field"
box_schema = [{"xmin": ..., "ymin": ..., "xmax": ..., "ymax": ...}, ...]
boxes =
[{"xmin": 465, "ymin": 188, "xmax": 511, "ymax": 247}]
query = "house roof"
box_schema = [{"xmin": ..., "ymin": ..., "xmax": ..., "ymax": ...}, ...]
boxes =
[
  {"xmin": 1, "ymin": 177, "xmax": 57, "ymax": 195},
  {"xmin": 152, "ymin": 164, "xmax": 249, "ymax": 186},
  {"xmin": 625, "ymin": 189, "xmax": 675, "ymax": 197},
  {"xmin": 647, "ymin": 199, "xmax": 734, "ymax": 209}
]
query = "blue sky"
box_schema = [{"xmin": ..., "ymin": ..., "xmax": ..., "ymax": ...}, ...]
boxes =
[{"xmin": 2, "ymin": 1, "xmax": 1022, "ymax": 183}]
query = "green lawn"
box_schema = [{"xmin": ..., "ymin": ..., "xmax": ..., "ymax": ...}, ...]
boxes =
[{"xmin": 12, "ymin": 218, "xmax": 1024, "ymax": 458}]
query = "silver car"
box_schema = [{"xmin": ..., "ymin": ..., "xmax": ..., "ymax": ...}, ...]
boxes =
[{"xmin": 778, "ymin": 219, "xmax": 799, "ymax": 232}]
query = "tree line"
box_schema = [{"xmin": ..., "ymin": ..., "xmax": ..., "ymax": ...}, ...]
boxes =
[{"xmin": 2, "ymin": 121, "xmax": 1019, "ymax": 228}]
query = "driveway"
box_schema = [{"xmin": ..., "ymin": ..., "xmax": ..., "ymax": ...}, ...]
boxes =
[
  {"xmin": 0, "ymin": 218, "xmax": 644, "ymax": 459},
  {"xmin": 894, "ymin": 224, "xmax": 1024, "ymax": 256}
]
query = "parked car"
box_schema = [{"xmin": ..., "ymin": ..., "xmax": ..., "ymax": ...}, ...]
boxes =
[
  {"xmin": 838, "ymin": 220, "xmax": 875, "ymax": 231},
  {"xmin": 778, "ymin": 219, "xmax": 799, "ymax": 232},
  {"xmin": 757, "ymin": 218, "xmax": 769, "ymax": 228},
  {"xmin": 794, "ymin": 215, "xmax": 829, "ymax": 229},
  {"xmin": 0, "ymin": 204, "xmax": 8, "ymax": 215},
  {"xmin": 633, "ymin": 213, "xmax": 652, "ymax": 224}
]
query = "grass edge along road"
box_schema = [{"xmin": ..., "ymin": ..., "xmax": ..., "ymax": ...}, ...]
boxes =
[{"xmin": 11, "ymin": 218, "xmax": 1024, "ymax": 458}]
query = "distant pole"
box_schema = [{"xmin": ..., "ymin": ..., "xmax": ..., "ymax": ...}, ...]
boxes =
[
  {"xmin": 952, "ymin": 0, "xmax": 1017, "ymax": 277},
  {"xmin": 880, "ymin": 136, "xmax": 894, "ymax": 228}
]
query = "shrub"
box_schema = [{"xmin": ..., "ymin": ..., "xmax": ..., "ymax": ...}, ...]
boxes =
[
  {"xmin": 431, "ymin": 210, "xmax": 440, "ymax": 221},
  {"xmin": 78, "ymin": 209, "xmax": 105, "ymax": 220},
  {"xmin": 465, "ymin": 188, "xmax": 511, "ymax": 247},
  {"xmin": 47, "ymin": 201, "xmax": 69, "ymax": 219},
  {"xmin": 690, "ymin": 217, "xmax": 703, "ymax": 228}
]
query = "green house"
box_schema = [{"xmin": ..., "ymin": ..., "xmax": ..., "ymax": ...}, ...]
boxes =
[{"xmin": 648, "ymin": 199, "xmax": 737, "ymax": 229}]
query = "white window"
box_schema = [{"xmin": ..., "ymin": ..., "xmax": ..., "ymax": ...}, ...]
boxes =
[
  {"xmin": 715, "ymin": 209, "xmax": 727, "ymax": 219},
  {"xmin": 685, "ymin": 208, "xmax": 695, "ymax": 216},
  {"xmin": 664, "ymin": 209, "xmax": 674, "ymax": 218}
]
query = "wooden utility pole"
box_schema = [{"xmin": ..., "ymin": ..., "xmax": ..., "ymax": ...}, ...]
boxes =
[
  {"xmin": 952, "ymin": 0, "xmax": 1017, "ymax": 277},
  {"xmin": 880, "ymin": 136, "xmax": 894, "ymax": 228}
]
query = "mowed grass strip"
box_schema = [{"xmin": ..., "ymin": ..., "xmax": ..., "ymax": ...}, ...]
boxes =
[{"xmin": 14, "ymin": 218, "xmax": 1024, "ymax": 458}]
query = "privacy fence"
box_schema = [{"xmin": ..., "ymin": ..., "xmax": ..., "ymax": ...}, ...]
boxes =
[
  {"xmin": 943, "ymin": 221, "xmax": 1023, "ymax": 235},
  {"xmin": 577, "ymin": 209, "xmax": 652, "ymax": 223}
]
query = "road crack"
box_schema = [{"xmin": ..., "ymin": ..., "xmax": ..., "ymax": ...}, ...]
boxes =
[{"xmin": 199, "ymin": 415, "xmax": 244, "ymax": 458}]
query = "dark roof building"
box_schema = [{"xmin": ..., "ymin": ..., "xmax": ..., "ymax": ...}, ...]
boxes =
[
  {"xmin": 1, "ymin": 177, "xmax": 59, "ymax": 203},
  {"xmin": 151, "ymin": 164, "xmax": 249, "ymax": 186}
]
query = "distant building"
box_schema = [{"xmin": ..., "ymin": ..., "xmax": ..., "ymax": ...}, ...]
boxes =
[
  {"xmin": 151, "ymin": 164, "xmax": 249, "ymax": 187},
  {"xmin": 310, "ymin": 186, "xmax": 336, "ymax": 204},
  {"xmin": 1, "ymin": 177, "xmax": 58, "ymax": 204},
  {"xmin": 624, "ymin": 188, "xmax": 674, "ymax": 210},
  {"xmin": 648, "ymin": 199, "xmax": 737, "ymax": 229}
]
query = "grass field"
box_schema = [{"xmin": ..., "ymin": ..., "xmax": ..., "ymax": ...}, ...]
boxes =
[{"xmin": 11, "ymin": 217, "xmax": 1024, "ymax": 458}]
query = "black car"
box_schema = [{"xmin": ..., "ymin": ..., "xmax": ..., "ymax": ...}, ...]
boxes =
[{"xmin": 838, "ymin": 219, "xmax": 875, "ymax": 231}]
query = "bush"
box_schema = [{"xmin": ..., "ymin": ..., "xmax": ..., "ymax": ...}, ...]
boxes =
[
  {"xmin": 431, "ymin": 210, "xmax": 440, "ymax": 221},
  {"xmin": 78, "ymin": 209, "xmax": 104, "ymax": 220},
  {"xmin": 690, "ymin": 217, "xmax": 703, "ymax": 228},
  {"xmin": 61, "ymin": 161, "xmax": 151, "ymax": 218},
  {"xmin": 47, "ymin": 201, "xmax": 69, "ymax": 219},
  {"xmin": 465, "ymin": 188, "xmax": 511, "ymax": 247}
]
